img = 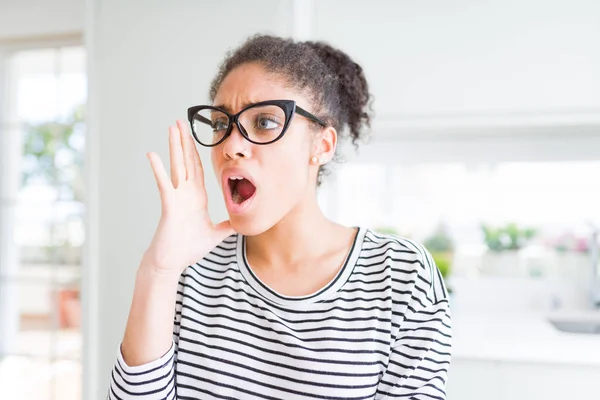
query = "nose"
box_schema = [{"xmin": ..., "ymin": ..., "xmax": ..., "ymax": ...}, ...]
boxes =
[{"xmin": 222, "ymin": 123, "xmax": 249, "ymax": 160}]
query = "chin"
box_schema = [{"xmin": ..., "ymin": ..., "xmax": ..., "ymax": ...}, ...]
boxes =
[{"xmin": 227, "ymin": 214, "xmax": 272, "ymax": 237}]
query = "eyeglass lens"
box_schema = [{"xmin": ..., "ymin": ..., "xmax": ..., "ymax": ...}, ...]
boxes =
[{"xmin": 192, "ymin": 104, "xmax": 287, "ymax": 145}]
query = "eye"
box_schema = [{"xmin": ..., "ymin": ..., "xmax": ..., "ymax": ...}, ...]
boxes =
[
  {"xmin": 212, "ymin": 118, "xmax": 228, "ymax": 132},
  {"xmin": 255, "ymin": 115, "xmax": 281, "ymax": 130}
]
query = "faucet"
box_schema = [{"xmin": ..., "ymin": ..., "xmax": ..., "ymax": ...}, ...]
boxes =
[{"xmin": 590, "ymin": 223, "xmax": 600, "ymax": 309}]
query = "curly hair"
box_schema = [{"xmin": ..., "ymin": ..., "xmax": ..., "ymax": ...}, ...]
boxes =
[{"xmin": 209, "ymin": 34, "xmax": 373, "ymax": 186}]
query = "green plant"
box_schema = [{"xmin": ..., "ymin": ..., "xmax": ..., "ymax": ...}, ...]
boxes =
[
  {"xmin": 374, "ymin": 226, "xmax": 399, "ymax": 235},
  {"xmin": 424, "ymin": 224, "xmax": 454, "ymax": 293},
  {"xmin": 481, "ymin": 223, "xmax": 537, "ymax": 252},
  {"xmin": 431, "ymin": 253, "xmax": 451, "ymax": 279},
  {"xmin": 21, "ymin": 104, "xmax": 85, "ymax": 201},
  {"xmin": 21, "ymin": 105, "xmax": 86, "ymax": 264},
  {"xmin": 424, "ymin": 223, "xmax": 454, "ymax": 253},
  {"xmin": 430, "ymin": 253, "xmax": 453, "ymax": 294}
]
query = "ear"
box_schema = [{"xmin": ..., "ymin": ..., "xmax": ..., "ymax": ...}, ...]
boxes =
[{"xmin": 311, "ymin": 126, "xmax": 337, "ymax": 165}]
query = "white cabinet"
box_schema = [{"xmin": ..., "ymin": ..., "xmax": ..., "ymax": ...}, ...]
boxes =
[
  {"xmin": 500, "ymin": 363, "xmax": 600, "ymax": 399},
  {"xmin": 447, "ymin": 360, "xmax": 501, "ymax": 400},
  {"xmin": 312, "ymin": 0, "xmax": 600, "ymax": 130},
  {"xmin": 448, "ymin": 359, "xmax": 600, "ymax": 400}
]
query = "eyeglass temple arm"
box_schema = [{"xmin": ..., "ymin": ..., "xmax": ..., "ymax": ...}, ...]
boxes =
[
  {"xmin": 295, "ymin": 107, "xmax": 326, "ymax": 127},
  {"xmin": 194, "ymin": 114, "xmax": 213, "ymax": 126}
]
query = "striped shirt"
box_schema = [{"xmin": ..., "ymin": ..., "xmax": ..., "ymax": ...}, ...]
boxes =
[{"xmin": 108, "ymin": 227, "xmax": 452, "ymax": 400}]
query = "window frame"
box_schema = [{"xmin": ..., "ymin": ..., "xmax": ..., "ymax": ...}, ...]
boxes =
[{"xmin": 0, "ymin": 32, "xmax": 85, "ymax": 399}]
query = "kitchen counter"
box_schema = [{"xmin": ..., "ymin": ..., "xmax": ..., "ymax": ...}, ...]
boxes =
[{"xmin": 451, "ymin": 310, "xmax": 600, "ymax": 366}]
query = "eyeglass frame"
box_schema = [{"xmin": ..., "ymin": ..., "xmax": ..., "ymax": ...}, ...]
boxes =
[{"xmin": 187, "ymin": 99, "xmax": 327, "ymax": 147}]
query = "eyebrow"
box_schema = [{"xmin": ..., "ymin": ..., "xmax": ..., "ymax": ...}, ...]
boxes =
[{"xmin": 213, "ymin": 101, "xmax": 256, "ymax": 113}]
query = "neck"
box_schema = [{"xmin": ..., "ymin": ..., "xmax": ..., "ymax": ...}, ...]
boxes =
[{"xmin": 245, "ymin": 186, "xmax": 341, "ymax": 271}]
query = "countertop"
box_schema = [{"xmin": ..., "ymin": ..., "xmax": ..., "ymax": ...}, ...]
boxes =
[{"xmin": 451, "ymin": 310, "xmax": 600, "ymax": 366}]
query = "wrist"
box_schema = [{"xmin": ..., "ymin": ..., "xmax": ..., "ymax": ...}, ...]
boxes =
[{"xmin": 136, "ymin": 262, "xmax": 181, "ymax": 287}]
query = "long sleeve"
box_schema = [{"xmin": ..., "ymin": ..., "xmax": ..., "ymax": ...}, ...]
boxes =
[
  {"xmin": 375, "ymin": 242, "xmax": 453, "ymax": 400},
  {"xmin": 107, "ymin": 272, "xmax": 185, "ymax": 400}
]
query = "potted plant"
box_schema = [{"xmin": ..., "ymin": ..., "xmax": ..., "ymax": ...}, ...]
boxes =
[
  {"xmin": 480, "ymin": 223, "xmax": 537, "ymax": 277},
  {"xmin": 546, "ymin": 231, "xmax": 590, "ymax": 285},
  {"xmin": 424, "ymin": 223, "xmax": 455, "ymax": 293},
  {"xmin": 56, "ymin": 276, "xmax": 81, "ymax": 329},
  {"xmin": 374, "ymin": 226, "xmax": 400, "ymax": 235}
]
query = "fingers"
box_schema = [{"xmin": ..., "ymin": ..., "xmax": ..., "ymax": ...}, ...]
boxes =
[
  {"xmin": 177, "ymin": 119, "xmax": 200, "ymax": 181},
  {"xmin": 169, "ymin": 125, "xmax": 186, "ymax": 188},
  {"xmin": 146, "ymin": 152, "xmax": 171, "ymax": 195},
  {"xmin": 178, "ymin": 119, "xmax": 206, "ymax": 188}
]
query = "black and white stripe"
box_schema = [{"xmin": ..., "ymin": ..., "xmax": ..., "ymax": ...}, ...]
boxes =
[{"xmin": 109, "ymin": 227, "xmax": 452, "ymax": 400}]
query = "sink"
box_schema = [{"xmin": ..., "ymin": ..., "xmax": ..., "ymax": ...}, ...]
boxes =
[
  {"xmin": 548, "ymin": 312, "xmax": 600, "ymax": 334},
  {"xmin": 550, "ymin": 320, "xmax": 600, "ymax": 334}
]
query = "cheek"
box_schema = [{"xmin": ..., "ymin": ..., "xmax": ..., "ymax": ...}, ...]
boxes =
[
  {"xmin": 265, "ymin": 139, "xmax": 310, "ymax": 191},
  {"xmin": 210, "ymin": 148, "xmax": 221, "ymax": 180}
]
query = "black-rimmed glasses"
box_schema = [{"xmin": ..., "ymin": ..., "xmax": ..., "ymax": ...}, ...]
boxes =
[{"xmin": 187, "ymin": 99, "xmax": 326, "ymax": 147}]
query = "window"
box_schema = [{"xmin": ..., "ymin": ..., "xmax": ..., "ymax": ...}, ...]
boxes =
[
  {"xmin": 324, "ymin": 159, "xmax": 598, "ymax": 284},
  {"xmin": 0, "ymin": 45, "xmax": 86, "ymax": 400}
]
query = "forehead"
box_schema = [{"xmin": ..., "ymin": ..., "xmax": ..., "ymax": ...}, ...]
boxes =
[{"xmin": 213, "ymin": 63, "xmax": 309, "ymax": 113}]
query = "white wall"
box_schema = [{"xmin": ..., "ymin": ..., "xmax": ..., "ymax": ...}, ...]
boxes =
[
  {"xmin": 0, "ymin": 0, "xmax": 83, "ymax": 39},
  {"xmin": 313, "ymin": 0, "xmax": 600, "ymax": 125},
  {"xmin": 86, "ymin": 0, "xmax": 295, "ymax": 398},
  {"xmin": 86, "ymin": 1, "xmax": 600, "ymax": 398}
]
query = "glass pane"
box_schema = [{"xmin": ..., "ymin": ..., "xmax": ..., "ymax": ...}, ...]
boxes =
[
  {"xmin": 0, "ymin": 280, "xmax": 81, "ymax": 359},
  {"xmin": 327, "ymin": 160, "xmax": 600, "ymax": 282},
  {"xmin": 53, "ymin": 357, "xmax": 82, "ymax": 400},
  {"xmin": 2, "ymin": 44, "xmax": 85, "ymax": 400},
  {"xmin": 335, "ymin": 163, "xmax": 388, "ymax": 228},
  {"xmin": 192, "ymin": 108, "xmax": 229, "ymax": 145},
  {"xmin": 240, "ymin": 105, "xmax": 286, "ymax": 142},
  {"xmin": 15, "ymin": 200, "xmax": 85, "ymax": 270},
  {"xmin": 0, "ymin": 280, "xmax": 53, "ymax": 357},
  {"xmin": 0, "ymin": 357, "xmax": 53, "ymax": 400},
  {"xmin": 10, "ymin": 46, "xmax": 86, "ymax": 124},
  {"xmin": 388, "ymin": 161, "xmax": 600, "ymax": 242},
  {"xmin": 11, "ymin": 48, "xmax": 59, "ymax": 123},
  {"xmin": 0, "ymin": 356, "xmax": 81, "ymax": 400},
  {"xmin": 57, "ymin": 47, "xmax": 87, "ymax": 122}
]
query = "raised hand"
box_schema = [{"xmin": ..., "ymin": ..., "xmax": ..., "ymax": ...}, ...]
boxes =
[{"xmin": 141, "ymin": 119, "xmax": 234, "ymax": 276}]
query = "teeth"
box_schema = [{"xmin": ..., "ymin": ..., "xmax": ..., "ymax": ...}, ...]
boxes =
[{"xmin": 229, "ymin": 175, "xmax": 244, "ymax": 180}]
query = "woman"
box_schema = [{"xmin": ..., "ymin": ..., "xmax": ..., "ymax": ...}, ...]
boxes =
[{"xmin": 108, "ymin": 35, "xmax": 451, "ymax": 400}]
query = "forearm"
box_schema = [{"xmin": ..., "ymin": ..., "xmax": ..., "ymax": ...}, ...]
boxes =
[{"xmin": 121, "ymin": 263, "xmax": 181, "ymax": 366}]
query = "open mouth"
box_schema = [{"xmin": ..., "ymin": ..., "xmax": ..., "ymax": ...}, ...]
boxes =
[{"xmin": 228, "ymin": 176, "xmax": 257, "ymax": 205}]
